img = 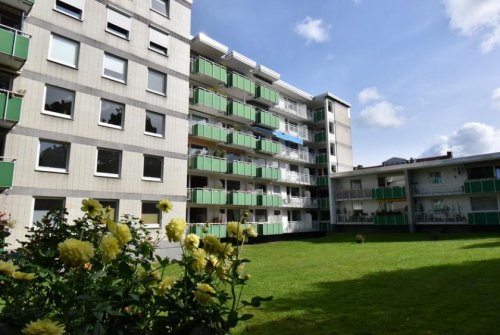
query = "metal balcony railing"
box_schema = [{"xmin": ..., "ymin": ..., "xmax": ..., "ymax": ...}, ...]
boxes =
[
  {"xmin": 279, "ymin": 170, "xmax": 316, "ymax": 185},
  {"xmin": 335, "ymin": 189, "xmax": 373, "ymax": 201},
  {"xmin": 278, "ymin": 147, "xmax": 315, "ymax": 163},
  {"xmin": 415, "ymin": 212, "xmax": 467, "ymax": 224},
  {"xmin": 336, "ymin": 215, "xmax": 374, "ymax": 224},
  {"xmin": 412, "ymin": 183, "xmax": 464, "ymax": 196}
]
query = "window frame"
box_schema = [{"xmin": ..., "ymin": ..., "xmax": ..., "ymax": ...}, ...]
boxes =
[
  {"xmin": 99, "ymin": 99, "xmax": 125, "ymax": 129},
  {"xmin": 105, "ymin": 7, "xmax": 131, "ymax": 40},
  {"xmin": 141, "ymin": 201, "xmax": 162, "ymax": 229},
  {"xmin": 144, "ymin": 110, "xmax": 165, "ymax": 138},
  {"xmin": 142, "ymin": 154, "xmax": 163, "ymax": 182},
  {"xmin": 147, "ymin": 68, "xmax": 167, "ymax": 96},
  {"xmin": 150, "ymin": 0, "xmax": 169, "ymax": 17},
  {"xmin": 42, "ymin": 85, "xmax": 76, "ymax": 119},
  {"xmin": 148, "ymin": 26, "xmax": 169, "ymax": 56},
  {"xmin": 48, "ymin": 33, "xmax": 80, "ymax": 69},
  {"xmin": 36, "ymin": 139, "xmax": 70, "ymax": 173},
  {"xmin": 32, "ymin": 197, "xmax": 66, "ymax": 227},
  {"xmin": 53, "ymin": 0, "xmax": 84, "ymax": 20},
  {"xmin": 102, "ymin": 53, "xmax": 128, "ymax": 84},
  {"xmin": 95, "ymin": 147, "xmax": 122, "ymax": 178},
  {"xmin": 96, "ymin": 199, "xmax": 119, "ymax": 221}
]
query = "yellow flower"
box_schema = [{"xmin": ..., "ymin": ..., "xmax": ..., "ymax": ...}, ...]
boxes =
[
  {"xmin": 184, "ymin": 233, "xmax": 200, "ymax": 250},
  {"xmin": 157, "ymin": 276, "xmax": 175, "ymax": 295},
  {"xmin": 156, "ymin": 199, "xmax": 173, "ymax": 213},
  {"xmin": 193, "ymin": 283, "xmax": 216, "ymax": 304},
  {"xmin": 138, "ymin": 265, "xmax": 161, "ymax": 282},
  {"xmin": 22, "ymin": 318, "xmax": 65, "ymax": 335},
  {"xmin": 219, "ymin": 242, "xmax": 235, "ymax": 257},
  {"xmin": 207, "ymin": 255, "xmax": 219, "ymax": 268},
  {"xmin": 58, "ymin": 239, "xmax": 95, "ymax": 267},
  {"xmin": 236, "ymin": 263, "xmax": 245, "ymax": 275},
  {"xmin": 106, "ymin": 219, "xmax": 117, "ymax": 233},
  {"xmin": 99, "ymin": 234, "xmax": 120, "ymax": 262},
  {"xmin": 244, "ymin": 225, "xmax": 258, "ymax": 238},
  {"xmin": 0, "ymin": 260, "xmax": 18, "ymax": 276},
  {"xmin": 227, "ymin": 222, "xmax": 244, "ymax": 241},
  {"xmin": 202, "ymin": 234, "xmax": 223, "ymax": 254},
  {"xmin": 12, "ymin": 271, "xmax": 36, "ymax": 281},
  {"xmin": 114, "ymin": 223, "xmax": 132, "ymax": 246},
  {"xmin": 81, "ymin": 198, "xmax": 103, "ymax": 218},
  {"xmin": 166, "ymin": 218, "xmax": 186, "ymax": 242},
  {"xmin": 192, "ymin": 248, "xmax": 207, "ymax": 272}
]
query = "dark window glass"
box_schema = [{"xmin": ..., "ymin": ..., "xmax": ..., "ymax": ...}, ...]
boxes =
[
  {"xmin": 145, "ymin": 111, "xmax": 164, "ymax": 136},
  {"xmin": 0, "ymin": 72, "xmax": 12, "ymax": 91},
  {"xmin": 144, "ymin": 155, "xmax": 163, "ymax": 180},
  {"xmin": 97, "ymin": 148, "xmax": 121, "ymax": 175},
  {"xmin": 0, "ymin": 6, "xmax": 22, "ymax": 30},
  {"xmin": 38, "ymin": 140, "xmax": 69, "ymax": 170},
  {"xmin": 190, "ymin": 207, "xmax": 207, "ymax": 223},
  {"xmin": 44, "ymin": 86, "xmax": 75, "ymax": 116},
  {"xmin": 33, "ymin": 198, "xmax": 65, "ymax": 223},
  {"xmin": 468, "ymin": 166, "xmax": 494, "ymax": 180},
  {"xmin": 151, "ymin": 0, "xmax": 168, "ymax": 16},
  {"xmin": 142, "ymin": 202, "xmax": 161, "ymax": 225},
  {"xmin": 190, "ymin": 175, "xmax": 208, "ymax": 188},
  {"xmin": 227, "ymin": 180, "xmax": 240, "ymax": 191},
  {"xmin": 150, "ymin": 42, "xmax": 167, "ymax": 55},
  {"xmin": 107, "ymin": 22, "xmax": 129, "ymax": 39},
  {"xmin": 55, "ymin": 0, "xmax": 82, "ymax": 19},
  {"xmin": 148, "ymin": 69, "xmax": 166, "ymax": 94},
  {"xmin": 97, "ymin": 199, "xmax": 119, "ymax": 221},
  {"xmin": 100, "ymin": 100, "xmax": 124, "ymax": 127}
]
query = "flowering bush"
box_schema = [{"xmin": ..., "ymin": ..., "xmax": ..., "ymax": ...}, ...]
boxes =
[{"xmin": 0, "ymin": 200, "xmax": 270, "ymax": 334}]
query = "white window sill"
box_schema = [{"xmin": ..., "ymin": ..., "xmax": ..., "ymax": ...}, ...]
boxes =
[
  {"xmin": 146, "ymin": 89, "xmax": 166, "ymax": 97},
  {"xmin": 99, "ymin": 122, "xmax": 123, "ymax": 130},
  {"xmin": 105, "ymin": 29, "xmax": 130, "ymax": 41},
  {"xmin": 142, "ymin": 177, "xmax": 162, "ymax": 182},
  {"xmin": 148, "ymin": 46, "xmax": 168, "ymax": 57},
  {"xmin": 53, "ymin": 8, "xmax": 83, "ymax": 21},
  {"xmin": 102, "ymin": 75, "xmax": 127, "ymax": 85},
  {"xmin": 42, "ymin": 111, "xmax": 73, "ymax": 119},
  {"xmin": 36, "ymin": 167, "xmax": 69, "ymax": 174},
  {"xmin": 144, "ymin": 223, "xmax": 160, "ymax": 229},
  {"xmin": 47, "ymin": 58, "xmax": 79, "ymax": 70},
  {"xmin": 144, "ymin": 132, "xmax": 164, "ymax": 138},
  {"xmin": 95, "ymin": 172, "xmax": 121, "ymax": 179}
]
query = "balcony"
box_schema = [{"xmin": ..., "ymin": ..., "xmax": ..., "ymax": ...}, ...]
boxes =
[
  {"xmin": 227, "ymin": 191, "xmax": 257, "ymax": 206},
  {"xmin": 227, "ymin": 100, "xmax": 256, "ymax": 123},
  {"xmin": 318, "ymin": 197, "xmax": 329, "ymax": 209},
  {"xmin": 278, "ymin": 121, "xmax": 313, "ymax": 141},
  {"xmin": 257, "ymin": 194, "xmax": 283, "ymax": 207},
  {"xmin": 314, "ymin": 130, "xmax": 327, "ymax": 143},
  {"xmin": 227, "ymin": 72, "xmax": 255, "ymax": 95},
  {"xmin": 0, "ymin": 89, "xmax": 23, "ymax": 129},
  {"xmin": 283, "ymin": 221, "xmax": 319, "ymax": 233},
  {"xmin": 372, "ymin": 186, "xmax": 406, "ymax": 200},
  {"xmin": 314, "ymin": 108, "xmax": 326, "ymax": 122},
  {"xmin": 464, "ymin": 178, "xmax": 500, "ymax": 193},
  {"xmin": 255, "ymin": 110, "xmax": 279, "ymax": 130},
  {"xmin": 335, "ymin": 189, "xmax": 372, "ymax": 201},
  {"xmin": 336, "ymin": 215, "xmax": 374, "ymax": 224},
  {"xmin": 254, "ymin": 85, "xmax": 279, "ymax": 106},
  {"xmin": 226, "ymin": 131, "xmax": 256, "ymax": 149},
  {"xmin": 468, "ymin": 211, "xmax": 500, "ymax": 225},
  {"xmin": 373, "ymin": 214, "xmax": 408, "ymax": 225},
  {"xmin": 415, "ymin": 212, "xmax": 467, "ymax": 224},
  {"xmin": 412, "ymin": 183, "xmax": 464, "ymax": 196},
  {"xmin": 317, "ymin": 175, "xmax": 328, "ymax": 187},
  {"xmin": 278, "ymin": 147, "xmax": 314, "ymax": 163},
  {"xmin": 282, "ymin": 196, "xmax": 313, "ymax": 208},
  {"xmin": 191, "ymin": 56, "xmax": 227, "ymax": 85},
  {"xmin": 256, "ymin": 139, "xmax": 281, "ymax": 155},
  {"xmin": 272, "ymin": 98, "xmax": 309, "ymax": 120},
  {"xmin": 189, "ymin": 223, "xmax": 227, "ymax": 238},
  {"xmin": 189, "ymin": 155, "xmax": 227, "ymax": 174},
  {"xmin": 190, "ymin": 122, "xmax": 227, "ymax": 142},
  {"xmin": 0, "ymin": 24, "xmax": 31, "ymax": 70},
  {"xmin": 279, "ymin": 170, "xmax": 315, "ymax": 185},
  {"xmin": 0, "ymin": 158, "xmax": 15, "ymax": 191},
  {"xmin": 227, "ymin": 161, "xmax": 256, "ymax": 177},
  {"xmin": 3, "ymin": 0, "xmax": 35, "ymax": 13},
  {"xmin": 191, "ymin": 87, "xmax": 227, "ymax": 113},
  {"xmin": 257, "ymin": 166, "xmax": 280, "ymax": 180},
  {"xmin": 257, "ymin": 222, "xmax": 283, "ymax": 235},
  {"xmin": 316, "ymin": 153, "xmax": 327, "ymax": 165},
  {"xmin": 188, "ymin": 188, "xmax": 227, "ymax": 205}
]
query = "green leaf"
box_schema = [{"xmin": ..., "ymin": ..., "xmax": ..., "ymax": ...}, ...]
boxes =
[{"xmin": 239, "ymin": 313, "xmax": 254, "ymax": 321}]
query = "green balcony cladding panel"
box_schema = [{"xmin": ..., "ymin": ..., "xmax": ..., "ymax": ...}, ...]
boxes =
[
  {"xmin": 192, "ymin": 57, "xmax": 227, "ymax": 84},
  {"xmin": 227, "ymin": 72, "xmax": 255, "ymax": 95},
  {"xmin": 256, "ymin": 139, "xmax": 281, "ymax": 155},
  {"xmin": 227, "ymin": 101, "xmax": 256, "ymax": 122},
  {"xmin": 468, "ymin": 212, "xmax": 500, "ymax": 225},
  {"xmin": 191, "ymin": 155, "xmax": 227, "ymax": 173},
  {"xmin": 256, "ymin": 166, "xmax": 280, "ymax": 180},
  {"xmin": 0, "ymin": 91, "xmax": 22, "ymax": 127},
  {"xmin": 192, "ymin": 123, "xmax": 227, "ymax": 142},
  {"xmin": 317, "ymin": 176, "xmax": 328, "ymax": 187},
  {"xmin": 464, "ymin": 179, "xmax": 500, "ymax": 193},
  {"xmin": 316, "ymin": 154, "xmax": 327, "ymax": 164},
  {"xmin": 374, "ymin": 214, "xmax": 409, "ymax": 225},
  {"xmin": 315, "ymin": 130, "xmax": 327, "ymax": 143},
  {"xmin": 314, "ymin": 108, "xmax": 325, "ymax": 122},
  {"xmin": 255, "ymin": 110, "xmax": 279, "ymax": 129},
  {"xmin": 372, "ymin": 186, "xmax": 406, "ymax": 200},
  {"xmin": 192, "ymin": 88, "xmax": 227, "ymax": 112},
  {"xmin": 227, "ymin": 192, "xmax": 257, "ymax": 206},
  {"xmin": 227, "ymin": 161, "xmax": 257, "ymax": 177},
  {"xmin": 190, "ymin": 189, "xmax": 227, "ymax": 205},
  {"xmin": 319, "ymin": 198, "xmax": 329, "ymax": 209},
  {"xmin": 257, "ymin": 194, "xmax": 283, "ymax": 207},
  {"xmin": 0, "ymin": 160, "xmax": 15, "ymax": 189},
  {"xmin": 189, "ymin": 224, "xmax": 227, "ymax": 238},
  {"xmin": 0, "ymin": 27, "xmax": 30, "ymax": 70},
  {"xmin": 258, "ymin": 223, "xmax": 283, "ymax": 235},
  {"xmin": 255, "ymin": 85, "xmax": 279, "ymax": 105},
  {"xmin": 226, "ymin": 132, "xmax": 256, "ymax": 149}
]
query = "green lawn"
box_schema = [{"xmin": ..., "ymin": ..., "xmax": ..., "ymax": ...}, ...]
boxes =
[{"xmin": 235, "ymin": 233, "xmax": 500, "ymax": 335}]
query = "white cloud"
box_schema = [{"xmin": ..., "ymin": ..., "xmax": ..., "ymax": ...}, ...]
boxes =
[
  {"xmin": 444, "ymin": 0, "xmax": 500, "ymax": 53},
  {"xmin": 359, "ymin": 101, "xmax": 404, "ymax": 128},
  {"xmin": 492, "ymin": 87, "xmax": 500, "ymax": 110},
  {"xmin": 358, "ymin": 86, "xmax": 383, "ymax": 104},
  {"xmin": 419, "ymin": 97, "xmax": 430, "ymax": 106},
  {"xmin": 294, "ymin": 17, "xmax": 330, "ymax": 44},
  {"xmin": 422, "ymin": 122, "xmax": 500, "ymax": 157}
]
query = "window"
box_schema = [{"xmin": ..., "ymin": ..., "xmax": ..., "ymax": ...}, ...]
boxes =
[
  {"xmin": 330, "ymin": 144, "xmax": 336, "ymax": 156},
  {"xmin": 429, "ymin": 172, "xmax": 442, "ymax": 184},
  {"xmin": 227, "ymin": 180, "xmax": 240, "ymax": 191},
  {"xmin": 103, "ymin": 53, "xmax": 127, "ymax": 83},
  {"xmin": 96, "ymin": 148, "xmax": 121, "ymax": 177},
  {"xmin": 351, "ymin": 179, "xmax": 362, "ymax": 190},
  {"xmin": 54, "ymin": 0, "xmax": 84, "ymax": 20},
  {"xmin": 38, "ymin": 140, "xmax": 70, "ymax": 172},
  {"xmin": 99, "ymin": 99, "xmax": 124, "ymax": 128},
  {"xmin": 151, "ymin": 0, "xmax": 169, "ymax": 16},
  {"xmin": 467, "ymin": 166, "xmax": 494, "ymax": 180},
  {"xmin": 149, "ymin": 27, "xmax": 169, "ymax": 55},
  {"xmin": 147, "ymin": 69, "xmax": 166, "ymax": 95},
  {"xmin": 33, "ymin": 198, "xmax": 65, "ymax": 224},
  {"xmin": 143, "ymin": 155, "xmax": 163, "ymax": 181},
  {"xmin": 97, "ymin": 199, "xmax": 119, "ymax": 221},
  {"xmin": 106, "ymin": 7, "xmax": 131, "ymax": 39},
  {"xmin": 329, "ymin": 122, "xmax": 334, "ymax": 134},
  {"xmin": 0, "ymin": 72, "xmax": 12, "ymax": 91},
  {"xmin": 43, "ymin": 85, "xmax": 75, "ymax": 118},
  {"xmin": 471, "ymin": 196, "xmax": 498, "ymax": 211},
  {"xmin": 145, "ymin": 111, "xmax": 165, "ymax": 137},
  {"xmin": 141, "ymin": 202, "xmax": 161, "ymax": 228},
  {"xmin": 49, "ymin": 34, "xmax": 80, "ymax": 68},
  {"xmin": 255, "ymin": 210, "xmax": 267, "ymax": 223}
]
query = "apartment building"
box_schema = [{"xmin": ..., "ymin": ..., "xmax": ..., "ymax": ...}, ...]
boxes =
[
  {"xmin": 0, "ymin": 0, "xmax": 192, "ymax": 246},
  {"xmin": 331, "ymin": 152, "xmax": 500, "ymax": 231}
]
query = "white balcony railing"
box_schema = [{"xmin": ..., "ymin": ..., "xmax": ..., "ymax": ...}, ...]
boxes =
[
  {"xmin": 282, "ymin": 196, "xmax": 314, "ymax": 208},
  {"xmin": 283, "ymin": 221, "xmax": 318, "ymax": 233},
  {"xmin": 279, "ymin": 170, "xmax": 316, "ymax": 185},
  {"xmin": 278, "ymin": 147, "xmax": 315, "ymax": 163},
  {"xmin": 335, "ymin": 189, "xmax": 373, "ymax": 201},
  {"xmin": 412, "ymin": 184, "xmax": 464, "ymax": 196},
  {"xmin": 415, "ymin": 212, "xmax": 467, "ymax": 224},
  {"xmin": 278, "ymin": 121, "xmax": 314, "ymax": 141}
]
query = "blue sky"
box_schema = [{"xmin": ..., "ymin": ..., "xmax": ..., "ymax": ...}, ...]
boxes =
[{"xmin": 191, "ymin": 0, "xmax": 500, "ymax": 166}]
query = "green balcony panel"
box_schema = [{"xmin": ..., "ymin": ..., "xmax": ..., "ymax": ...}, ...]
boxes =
[
  {"xmin": 192, "ymin": 88, "xmax": 227, "ymax": 112},
  {"xmin": 315, "ymin": 130, "xmax": 327, "ymax": 142},
  {"xmin": 468, "ymin": 212, "xmax": 500, "ymax": 225},
  {"xmin": 255, "ymin": 110, "xmax": 279, "ymax": 129},
  {"xmin": 464, "ymin": 179, "xmax": 500, "ymax": 193},
  {"xmin": 0, "ymin": 91, "xmax": 22, "ymax": 128},
  {"xmin": 258, "ymin": 223, "xmax": 283, "ymax": 235},
  {"xmin": 191, "ymin": 155, "xmax": 227, "ymax": 173},
  {"xmin": 255, "ymin": 85, "xmax": 279, "ymax": 105},
  {"xmin": 257, "ymin": 194, "xmax": 283, "ymax": 207},
  {"xmin": 192, "ymin": 57, "xmax": 227, "ymax": 84},
  {"xmin": 371, "ymin": 186, "xmax": 406, "ymax": 200},
  {"xmin": 314, "ymin": 108, "xmax": 325, "ymax": 122},
  {"xmin": 374, "ymin": 214, "xmax": 408, "ymax": 225},
  {"xmin": 0, "ymin": 26, "xmax": 30, "ymax": 70},
  {"xmin": 319, "ymin": 198, "xmax": 329, "ymax": 209},
  {"xmin": 227, "ymin": 192, "xmax": 257, "ymax": 206},
  {"xmin": 226, "ymin": 132, "xmax": 256, "ymax": 149},
  {"xmin": 227, "ymin": 72, "xmax": 255, "ymax": 95},
  {"xmin": 227, "ymin": 161, "xmax": 257, "ymax": 177},
  {"xmin": 190, "ymin": 189, "xmax": 227, "ymax": 205},
  {"xmin": 208, "ymin": 224, "xmax": 227, "ymax": 238},
  {"xmin": 256, "ymin": 166, "xmax": 280, "ymax": 180},
  {"xmin": 317, "ymin": 176, "xmax": 328, "ymax": 187},
  {"xmin": 256, "ymin": 139, "xmax": 281, "ymax": 155},
  {"xmin": 0, "ymin": 160, "xmax": 15, "ymax": 189},
  {"xmin": 192, "ymin": 123, "xmax": 227, "ymax": 142},
  {"xmin": 227, "ymin": 101, "xmax": 256, "ymax": 122},
  {"xmin": 316, "ymin": 154, "xmax": 327, "ymax": 164}
]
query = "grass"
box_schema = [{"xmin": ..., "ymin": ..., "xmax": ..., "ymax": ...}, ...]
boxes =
[{"xmin": 234, "ymin": 233, "xmax": 500, "ymax": 335}]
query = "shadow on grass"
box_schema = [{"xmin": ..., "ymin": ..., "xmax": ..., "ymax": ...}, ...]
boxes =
[
  {"xmin": 240, "ymin": 259, "xmax": 500, "ymax": 335},
  {"xmin": 461, "ymin": 240, "xmax": 500, "ymax": 249}
]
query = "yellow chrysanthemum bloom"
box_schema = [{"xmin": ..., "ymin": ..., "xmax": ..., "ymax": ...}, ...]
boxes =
[
  {"xmin": 58, "ymin": 238, "xmax": 95, "ymax": 267},
  {"xmin": 219, "ymin": 242, "xmax": 234, "ymax": 257},
  {"xmin": 193, "ymin": 283, "xmax": 216, "ymax": 304},
  {"xmin": 157, "ymin": 276, "xmax": 175, "ymax": 295},
  {"xmin": 184, "ymin": 233, "xmax": 200, "ymax": 250},
  {"xmin": 114, "ymin": 223, "xmax": 132, "ymax": 246},
  {"xmin": 202, "ymin": 234, "xmax": 222, "ymax": 254},
  {"xmin": 12, "ymin": 271, "xmax": 36, "ymax": 281},
  {"xmin": 81, "ymin": 198, "xmax": 103, "ymax": 218},
  {"xmin": 207, "ymin": 255, "xmax": 219, "ymax": 268},
  {"xmin": 166, "ymin": 218, "xmax": 186, "ymax": 242},
  {"xmin": 192, "ymin": 248, "xmax": 207, "ymax": 272},
  {"xmin": 244, "ymin": 225, "xmax": 258, "ymax": 238},
  {"xmin": 99, "ymin": 234, "xmax": 120, "ymax": 262},
  {"xmin": 22, "ymin": 318, "xmax": 65, "ymax": 335},
  {"xmin": 0, "ymin": 260, "xmax": 18, "ymax": 276},
  {"xmin": 227, "ymin": 222, "xmax": 244, "ymax": 241},
  {"xmin": 236, "ymin": 263, "xmax": 246, "ymax": 275},
  {"xmin": 156, "ymin": 199, "xmax": 173, "ymax": 213},
  {"xmin": 138, "ymin": 265, "xmax": 161, "ymax": 282},
  {"xmin": 105, "ymin": 219, "xmax": 117, "ymax": 233}
]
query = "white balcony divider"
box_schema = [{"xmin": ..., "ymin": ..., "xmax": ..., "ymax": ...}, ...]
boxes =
[{"xmin": 412, "ymin": 183, "xmax": 464, "ymax": 196}]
